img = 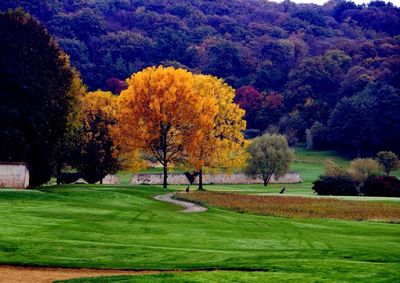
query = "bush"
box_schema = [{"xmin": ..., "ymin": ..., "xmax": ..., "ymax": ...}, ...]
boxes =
[
  {"xmin": 312, "ymin": 176, "xmax": 359, "ymax": 196},
  {"xmin": 348, "ymin": 158, "xmax": 382, "ymax": 182},
  {"xmin": 360, "ymin": 176, "xmax": 400, "ymax": 197},
  {"xmin": 323, "ymin": 159, "xmax": 348, "ymax": 177}
]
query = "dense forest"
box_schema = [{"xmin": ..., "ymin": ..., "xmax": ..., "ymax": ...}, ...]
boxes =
[{"xmin": 1, "ymin": 0, "xmax": 400, "ymax": 156}]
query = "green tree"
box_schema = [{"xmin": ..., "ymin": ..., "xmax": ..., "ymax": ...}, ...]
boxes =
[
  {"xmin": 377, "ymin": 151, "xmax": 399, "ymax": 175},
  {"xmin": 0, "ymin": 9, "xmax": 76, "ymax": 186},
  {"xmin": 328, "ymin": 82, "xmax": 400, "ymax": 155},
  {"xmin": 245, "ymin": 134, "xmax": 294, "ymax": 186}
]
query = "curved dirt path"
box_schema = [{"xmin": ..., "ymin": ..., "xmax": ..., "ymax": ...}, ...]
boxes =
[
  {"xmin": 0, "ymin": 265, "xmax": 162, "ymax": 283},
  {"xmin": 154, "ymin": 193, "xmax": 207, "ymax": 213}
]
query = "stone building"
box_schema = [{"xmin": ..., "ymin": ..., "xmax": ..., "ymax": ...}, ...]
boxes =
[{"xmin": 0, "ymin": 162, "xmax": 29, "ymax": 189}]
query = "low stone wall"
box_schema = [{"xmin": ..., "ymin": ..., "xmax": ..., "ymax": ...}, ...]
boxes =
[
  {"xmin": 102, "ymin": 174, "xmax": 120, "ymax": 184},
  {"xmin": 130, "ymin": 172, "xmax": 302, "ymax": 185},
  {"xmin": 0, "ymin": 162, "xmax": 29, "ymax": 189}
]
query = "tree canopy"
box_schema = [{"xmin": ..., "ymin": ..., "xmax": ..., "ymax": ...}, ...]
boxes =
[
  {"xmin": 187, "ymin": 74, "xmax": 248, "ymax": 189},
  {"xmin": 0, "ymin": 9, "xmax": 78, "ymax": 186},
  {"xmin": 76, "ymin": 91, "xmax": 120, "ymax": 183},
  {"xmin": 245, "ymin": 133, "xmax": 294, "ymax": 186},
  {"xmin": 115, "ymin": 66, "xmax": 218, "ymax": 188}
]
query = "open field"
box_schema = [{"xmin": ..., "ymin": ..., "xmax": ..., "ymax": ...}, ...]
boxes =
[
  {"xmin": 1, "ymin": 149, "xmax": 400, "ymax": 282},
  {"xmin": 0, "ymin": 185, "xmax": 399, "ymax": 282},
  {"xmin": 177, "ymin": 192, "xmax": 400, "ymax": 221}
]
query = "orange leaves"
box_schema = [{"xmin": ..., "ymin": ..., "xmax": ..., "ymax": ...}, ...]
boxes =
[
  {"xmin": 113, "ymin": 66, "xmax": 248, "ymax": 180},
  {"xmin": 115, "ymin": 66, "xmax": 218, "ymax": 172}
]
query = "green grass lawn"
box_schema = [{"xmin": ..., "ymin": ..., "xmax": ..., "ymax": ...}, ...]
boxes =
[
  {"xmin": 57, "ymin": 267, "xmax": 400, "ymax": 283},
  {"xmin": 2, "ymin": 148, "xmax": 400, "ymax": 282},
  {"xmin": 0, "ymin": 185, "xmax": 400, "ymax": 282}
]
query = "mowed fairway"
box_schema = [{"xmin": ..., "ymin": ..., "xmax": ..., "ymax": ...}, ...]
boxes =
[{"xmin": 0, "ymin": 185, "xmax": 400, "ymax": 282}]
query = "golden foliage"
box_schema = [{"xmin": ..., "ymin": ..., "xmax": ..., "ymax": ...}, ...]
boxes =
[
  {"xmin": 186, "ymin": 74, "xmax": 248, "ymax": 172},
  {"xmin": 81, "ymin": 90, "xmax": 118, "ymax": 120},
  {"xmin": 81, "ymin": 90, "xmax": 147, "ymax": 171},
  {"xmin": 114, "ymin": 66, "xmax": 218, "ymax": 173}
]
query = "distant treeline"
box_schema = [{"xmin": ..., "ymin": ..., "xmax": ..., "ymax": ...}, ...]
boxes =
[{"xmin": 1, "ymin": 0, "xmax": 399, "ymax": 155}]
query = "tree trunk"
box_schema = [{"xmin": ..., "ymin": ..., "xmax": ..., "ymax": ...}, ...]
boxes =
[
  {"xmin": 163, "ymin": 164, "xmax": 168, "ymax": 189},
  {"xmin": 56, "ymin": 162, "xmax": 62, "ymax": 185},
  {"xmin": 198, "ymin": 168, "xmax": 204, "ymax": 190},
  {"xmin": 160, "ymin": 122, "xmax": 169, "ymax": 189},
  {"xmin": 263, "ymin": 172, "xmax": 273, "ymax": 187}
]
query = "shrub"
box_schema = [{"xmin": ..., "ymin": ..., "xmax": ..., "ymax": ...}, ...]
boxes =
[
  {"xmin": 348, "ymin": 158, "xmax": 382, "ymax": 182},
  {"xmin": 312, "ymin": 175, "xmax": 359, "ymax": 196},
  {"xmin": 324, "ymin": 159, "xmax": 348, "ymax": 177},
  {"xmin": 360, "ymin": 176, "xmax": 400, "ymax": 197}
]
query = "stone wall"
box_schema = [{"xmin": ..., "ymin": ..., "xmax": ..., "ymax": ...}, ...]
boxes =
[
  {"xmin": 0, "ymin": 162, "xmax": 29, "ymax": 189},
  {"xmin": 102, "ymin": 174, "xmax": 120, "ymax": 184},
  {"xmin": 130, "ymin": 172, "xmax": 302, "ymax": 185}
]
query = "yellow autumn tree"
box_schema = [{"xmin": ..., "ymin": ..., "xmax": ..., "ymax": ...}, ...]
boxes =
[
  {"xmin": 55, "ymin": 70, "xmax": 86, "ymax": 184},
  {"xmin": 77, "ymin": 91, "xmax": 120, "ymax": 183},
  {"xmin": 115, "ymin": 66, "xmax": 217, "ymax": 188},
  {"xmin": 187, "ymin": 74, "xmax": 248, "ymax": 190}
]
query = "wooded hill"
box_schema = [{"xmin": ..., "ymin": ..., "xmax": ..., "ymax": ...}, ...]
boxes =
[{"xmin": 1, "ymin": 0, "xmax": 399, "ymax": 155}]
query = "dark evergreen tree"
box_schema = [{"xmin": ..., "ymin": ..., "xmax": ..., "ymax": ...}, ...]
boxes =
[{"xmin": 0, "ymin": 9, "xmax": 76, "ymax": 186}]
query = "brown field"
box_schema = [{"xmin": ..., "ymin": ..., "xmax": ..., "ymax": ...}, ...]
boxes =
[{"xmin": 177, "ymin": 192, "xmax": 400, "ymax": 222}]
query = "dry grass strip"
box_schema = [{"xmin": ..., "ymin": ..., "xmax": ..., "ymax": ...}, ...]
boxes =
[
  {"xmin": 0, "ymin": 265, "xmax": 162, "ymax": 283},
  {"xmin": 178, "ymin": 192, "xmax": 400, "ymax": 222}
]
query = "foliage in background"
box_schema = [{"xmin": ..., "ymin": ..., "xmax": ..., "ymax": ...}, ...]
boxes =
[
  {"xmin": 1, "ymin": 1, "xmax": 399, "ymax": 155},
  {"xmin": 0, "ymin": 9, "xmax": 76, "ymax": 186}
]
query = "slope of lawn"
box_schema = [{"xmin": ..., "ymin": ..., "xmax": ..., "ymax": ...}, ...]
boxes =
[{"xmin": 0, "ymin": 185, "xmax": 399, "ymax": 282}]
